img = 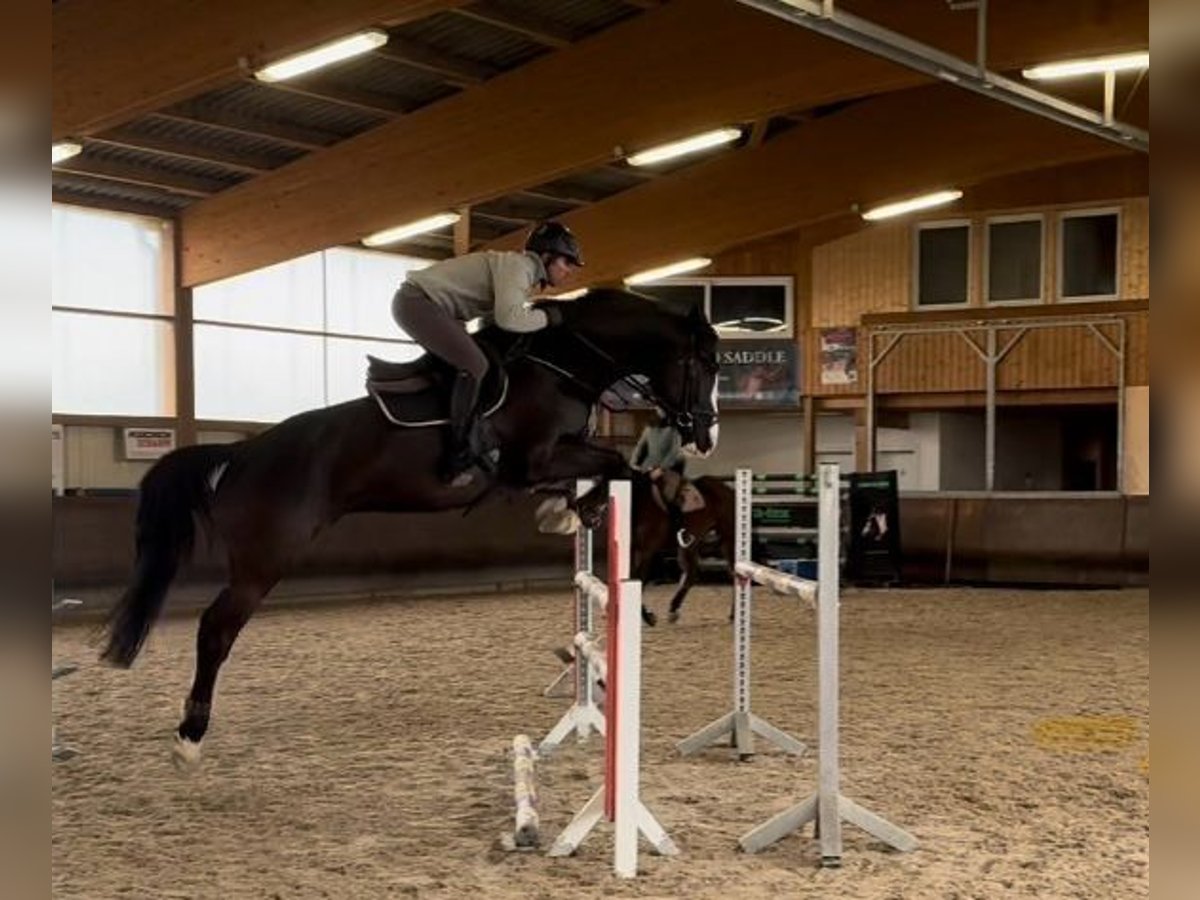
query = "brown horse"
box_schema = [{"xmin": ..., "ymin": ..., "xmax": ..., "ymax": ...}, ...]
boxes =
[
  {"xmin": 630, "ymin": 474, "xmax": 740, "ymax": 624},
  {"xmin": 101, "ymin": 290, "xmax": 720, "ymax": 768}
]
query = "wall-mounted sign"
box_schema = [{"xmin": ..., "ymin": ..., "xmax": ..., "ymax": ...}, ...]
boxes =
[
  {"xmin": 820, "ymin": 327, "xmax": 858, "ymax": 385},
  {"xmin": 122, "ymin": 427, "xmax": 176, "ymax": 461},
  {"xmin": 717, "ymin": 340, "xmax": 799, "ymax": 406},
  {"xmin": 52, "ymin": 424, "xmax": 64, "ymax": 495}
]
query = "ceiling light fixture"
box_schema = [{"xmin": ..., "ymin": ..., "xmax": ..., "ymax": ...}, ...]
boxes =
[
  {"xmin": 626, "ymin": 128, "xmax": 742, "ymax": 167},
  {"xmin": 1022, "ymin": 52, "xmax": 1148, "ymax": 81},
  {"xmin": 254, "ymin": 29, "xmax": 389, "ymax": 83},
  {"xmin": 52, "ymin": 141, "xmax": 82, "ymax": 165},
  {"xmin": 625, "ymin": 257, "xmax": 713, "ymax": 285},
  {"xmin": 362, "ymin": 212, "xmax": 461, "ymax": 248},
  {"xmin": 861, "ymin": 189, "xmax": 963, "ymax": 222}
]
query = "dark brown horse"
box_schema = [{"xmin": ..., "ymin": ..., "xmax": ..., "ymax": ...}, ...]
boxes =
[
  {"xmin": 630, "ymin": 474, "xmax": 740, "ymax": 624},
  {"xmin": 101, "ymin": 290, "xmax": 720, "ymax": 767}
]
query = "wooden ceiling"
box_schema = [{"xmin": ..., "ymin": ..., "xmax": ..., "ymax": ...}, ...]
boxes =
[{"xmin": 52, "ymin": 0, "xmax": 1149, "ymax": 287}]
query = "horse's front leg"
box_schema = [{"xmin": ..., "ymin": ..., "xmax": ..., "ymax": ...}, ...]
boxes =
[{"xmin": 527, "ymin": 439, "xmax": 633, "ymax": 529}]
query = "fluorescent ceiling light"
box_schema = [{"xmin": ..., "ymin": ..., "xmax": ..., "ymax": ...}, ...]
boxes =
[
  {"xmin": 362, "ymin": 212, "xmax": 461, "ymax": 248},
  {"xmin": 52, "ymin": 141, "xmax": 82, "ymax": 165},
  {"xmin": 1023, "ymin": 52, "xmax": 1148, "ymax": 81},
  {"xmin": 861, "ymin": 189, "xmax": 963, "ymax": 222},
  {"xmin": 254, "ymin": 29, "xmax": 389, "ymax": 82},
  {"xmin": 626, "ymin": 128, "xmax": 742, "ymax": 167},
  {"xmin": 625, "ymin": 257, "xmax": 712, "ymax": 285},
  {"xmin": 550, "ymin": 288, "xmax": 588, "ymax": 300}
]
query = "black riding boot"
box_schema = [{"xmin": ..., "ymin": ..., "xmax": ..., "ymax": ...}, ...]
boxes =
[{"xmin": 444, "ymin": 371, "xmax": 480, "ymax": 483}]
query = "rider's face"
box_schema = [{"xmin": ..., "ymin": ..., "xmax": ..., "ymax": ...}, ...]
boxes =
[{"xmin": 544, "ymin": 255, "xmax": 578, "ymax": 287}]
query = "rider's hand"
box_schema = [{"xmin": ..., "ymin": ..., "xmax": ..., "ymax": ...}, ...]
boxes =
[{"xmin": 540, "ymin": 303, "xmax": 564, "ymax": 327}]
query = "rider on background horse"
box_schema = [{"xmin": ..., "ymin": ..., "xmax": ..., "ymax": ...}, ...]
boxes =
[
  {"xmin": 392, "ymin": 221, "xmax": 584, "ymax": 484},
  {"xmin": 631, "ymin": 410, "xmax": 688, "ymax": 537}
]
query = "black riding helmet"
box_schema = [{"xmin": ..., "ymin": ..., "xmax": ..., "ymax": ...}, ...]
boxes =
[{"xmin": 525, "ymin": 221, "xmax": 584, "ymax": 267}]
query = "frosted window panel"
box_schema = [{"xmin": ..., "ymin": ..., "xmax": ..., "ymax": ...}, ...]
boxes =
[
  {"xmin": 324, "ymin": 247, "xmax": 430, "ymax": 338},
  {"xmin": 194, "ymin": 324, "xmax": 324, "ymax": 422},
  {"xmin": 325, "ymin": 337, "xmax": 424, "ymax": 404},
  {"xmin": 52, "ymin": 204, "xmax": 172, "ymax": 314},
  {"xmin": 193, "ymin": 253, "xmax": 325, "ymax": 330},
  {"xmin": 52, "ymin": 311, "xmax": 175, "ymax": 415}
]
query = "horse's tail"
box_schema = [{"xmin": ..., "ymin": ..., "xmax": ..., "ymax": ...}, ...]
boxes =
[{"xmin": 101, "ymin": 443, "xmax": 237, "ymax": 668}]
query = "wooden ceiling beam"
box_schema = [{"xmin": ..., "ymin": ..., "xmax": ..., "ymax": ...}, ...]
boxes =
[
  {"xmin": 372, "ymin": 39, "xmax": 499, "ymax": 86},
  {"xmin": 53, "ymin": 0, "xmax": 468, "ymax": 140},
  {"xmin": 179, "ymin": 0, "xmax": 1145, "ymax": 285},
  {"xmin": 452, "ymin": 3, "xmax": 575, "ymax": 48},
  {"xmin": 87, "ymin": 133, "xmax": 278, "ymax": 176},
  {"xmin": 148, "ymin": 111, "xmax": 338, "ymax": 152},
  {"xmin": 56, "ymin": 159, "xmax": 228, "ymax": 198},
  {"xmin": 482, "ymin": 85, "xmax": 1137, "ymax": 287},
  {"xmin": 251, "ymin": 78, "xmax": 406, "ymax": 119}
]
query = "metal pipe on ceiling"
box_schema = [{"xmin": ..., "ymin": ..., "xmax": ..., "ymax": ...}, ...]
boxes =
[{"xmin": 734, "ymin": 0, "xmax": 1148, "ymax": 153}]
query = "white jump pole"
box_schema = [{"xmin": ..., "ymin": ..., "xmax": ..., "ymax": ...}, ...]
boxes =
[
  {"xmin": 737, "ymin": 463, "xmax": 917, "ymax": 866},
  {"xmin": 540, "ymin": 479, "xmax": 606, "ymax": 752},
  {"xmin": 547, "ymin": 480, "xmax": 678, "ymax": 877},
  {"xmin": 676, "ymin": 468, "xmax": 806, "ymax": 760},
  {"xmin": 512, "ymin": 734, "xmax": 541, "ymax": 849}
]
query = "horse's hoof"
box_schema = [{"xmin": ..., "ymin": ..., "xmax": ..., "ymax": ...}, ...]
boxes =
[
  {"xmin": 643, "ymin": 610, "xmax": 657, "ymax": 627},
  {"xmin": 668, "ymin": 610, "xmax": 680, "ymax": 624},
  {"xmin": 172, "ymin": 734, "xmax": 203, "ymax": 772}
]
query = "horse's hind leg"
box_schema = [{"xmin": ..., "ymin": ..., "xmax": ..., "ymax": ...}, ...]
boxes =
[
  {"xmin": 173, "ymin": 574, "xmax": 276, "ymax": 770},
  {"xmin": 667, "ymin": 543, "xmax": 700, "ymax": 624}
]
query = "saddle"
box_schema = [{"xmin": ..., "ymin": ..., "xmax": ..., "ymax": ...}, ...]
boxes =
[
  {"xmin": 649, "ymin": 472, "xmax": 707, "ymax": 515},
  {"xmin": 365, "ymin": 345, "xmax": 508, "ymax": 428}
]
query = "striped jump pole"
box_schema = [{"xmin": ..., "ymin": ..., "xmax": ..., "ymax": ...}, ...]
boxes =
[
  {"xmin": 737, "ymin": 463, "xmax": 917, "ymax": 867},
  {"xmin": 547, "ymin": 480, "xmax": 678, "ymax": 878}
]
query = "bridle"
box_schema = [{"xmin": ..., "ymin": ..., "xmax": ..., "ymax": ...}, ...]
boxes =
[{"xmin": 527, "ymin": 326, "xmax": 716, "ymax": 440}]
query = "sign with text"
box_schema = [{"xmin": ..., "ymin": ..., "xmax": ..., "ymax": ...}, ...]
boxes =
[
  {"xmin": 717, "ymin": 340, "xmax": 799, "ymax": 406},
  {"xmin": 122, "ymin": 427, "xmax": 176, "ymax": 461}
]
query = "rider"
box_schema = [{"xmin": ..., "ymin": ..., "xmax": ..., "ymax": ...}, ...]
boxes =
[
  {"xmin": 631, "ymin": 410, "xmax": 688, "ymax": 534},
  {"xmin": 392, "ymin": 221, "xmax": 584, "ymax": 483}
]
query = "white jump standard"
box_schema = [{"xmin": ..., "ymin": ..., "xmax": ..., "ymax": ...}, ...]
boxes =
[
  {"xmin": 676, "ymin": 469, "xmax": 806, "ymax": 760},
  {"xmin": 736, "ymin": 464, "xmax": 917, "ymax": 866},
  {"xmin": 540, "ymin": 479, "xmax": 607, "ymax": 751},
  {"xmin": 542, "ymin": 480, "xmax": 679, "ymax": 878}
]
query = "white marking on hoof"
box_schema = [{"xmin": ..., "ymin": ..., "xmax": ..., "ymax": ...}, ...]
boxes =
[{"xmin": 172, "ymin": 734, "xmax": 203, "ymax": 771}]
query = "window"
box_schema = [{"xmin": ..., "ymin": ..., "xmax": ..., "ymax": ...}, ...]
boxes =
[
  {"xmin": 51, "ymin": 204, "xmax": 176, "ymax": 416},
  {"xmin": 915, "ymin": 221, "xmax": 971, "ymax": 308},
  {"xmin": 194, "ymin": 324, "xmax": 325, "ymax": 422},
  {"xmin": 324, "ymin": 247, "xmax": 430, "ymax": 338},
  {"xmin": 53, "ymin": 311, "xmax": 176, "ymax": 416},
  {"xmin": 193, "ymin": 246, "xmax": 428, "ymax": 422},
  {"xmin": 52, "ymin": 204, "xmax": 173, "ymax": 315},
  {"xmin": 630, "ymin": 277, "xmax": 794, "ymax": 339},
  {"xmin": 986, "ymin": 216, "xmax": 1043, "ymax": 305},
  {"xmin": 192, "ymin": 252, "xmax": 325, "ymax": 330},
  {"xmin": 1060, "ymin": 209, "xmax": 1119, "ymax": 301}
]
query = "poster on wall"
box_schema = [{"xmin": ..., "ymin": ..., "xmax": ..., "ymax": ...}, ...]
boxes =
[
  {"xmin": 121, "ymin": 427, "xmax": 176, "ymax": 461},
  {"xmin": 52, "ymin": 424, "xmax": 64, "ymax": 496},
  {"xmin": 717, "ymin": 340, "xmax": 799, "ymax": 406},
  {"xmin": 820, "ymin": 327, "xmax": 858, "ymax": 385}
]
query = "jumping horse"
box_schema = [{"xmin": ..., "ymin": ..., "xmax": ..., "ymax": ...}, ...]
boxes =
[{"xmin": 101, "ymin": 289, "xmax": 720, "ymax": 767}]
